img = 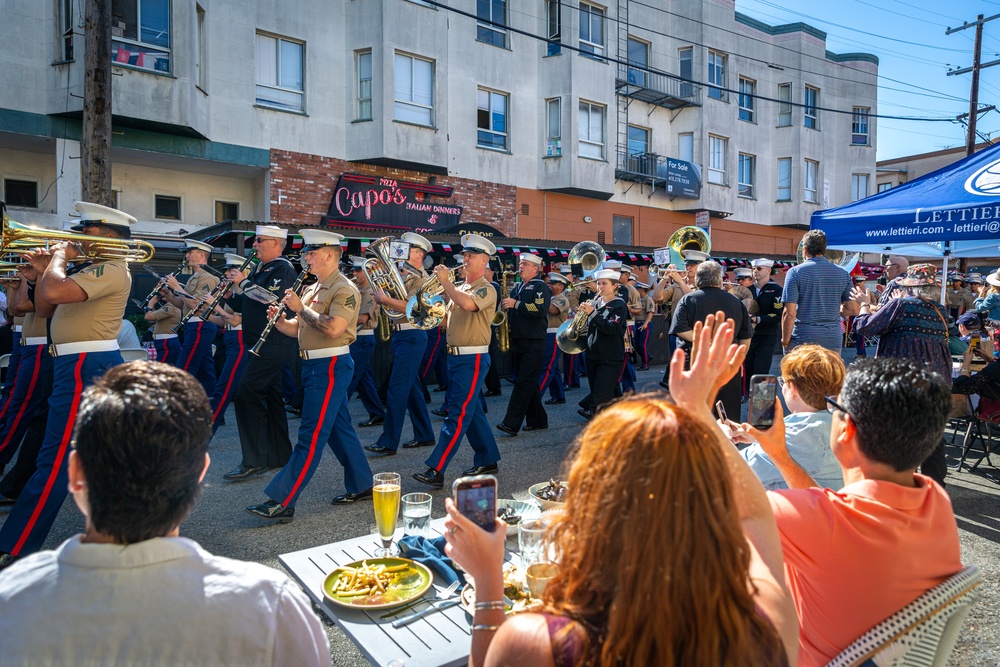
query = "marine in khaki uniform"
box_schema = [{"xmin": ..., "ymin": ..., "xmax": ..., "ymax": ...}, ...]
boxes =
[
  {"xmin": 163, "ymin": 240, "xmax": 220, "ymax": 397},
  {"xmin": 144, "ymin": 294, "xmax": 181, "ymax": 365},
  {"xmin": 540, "ymin": 272, "xmax": 570, "ymax": 405},
  {"xmin": 348, "ymin": 257, "xmax": 386, "ymax": 428},
  {"xmin": 635, "ymin": 282, "xmax": 656, "ymax": 370},
  {"xmin": 246, "ymin": 230, "xmax": 374, "ymax": 522},
  {"xmin": 413, "ymin": 234, "xmax": 501, "ymax": 489},
  {"xmin": 650, "ymin": 263, "xmax": 693, "ymax": 356},
  {"xmin": 202, "ymin": 253, "xmax": 252, "ymax": 436},
  {"xmin": 729, "ymin": 267, "xmax": 759, "ymax": 319}
]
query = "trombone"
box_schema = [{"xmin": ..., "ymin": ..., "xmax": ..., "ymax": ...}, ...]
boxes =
[{"xmin": 1, "ymin": 210, "xmax": 154, "ymax": 262}]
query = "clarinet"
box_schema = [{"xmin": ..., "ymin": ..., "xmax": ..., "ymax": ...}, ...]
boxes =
[
  {"xmin": 249, "ymin": 266, "xmax": 310, "ymax": 357},
  {"xmin": 172, "ymin": 253, "xmax": 255, "ymax": 333}
]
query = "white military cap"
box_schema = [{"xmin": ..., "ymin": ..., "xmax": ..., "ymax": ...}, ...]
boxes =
[
  {"xmin": 603, "ymin": 259, "xmax": 622, "ymax": 270},
  {"xmin": 224, "ymin": 253, "xmax": 249, "ymax": 267},
  {"xmin": 461, "ymin": 233, "xmax": 497, "ymax": 255},
  {"xmin": 635, "ymin": 281, "xmax": 650, "ymax": 289},
  {"xmin": 519, "ymin": 253, "xmax": 543, "ymax": 266},
  {"xmin": 682, "ymin": 250, "xmax": 710, "ymax": 263},
  {"xmin": 558, "ymin": 264, "xmax": 573, "ymax": 274},
  {"xmin": 255, "ymin": 225, "xmax": 287, "ymax": 240},
  {"xmin": 299, "ymin": 229, "xmax": 345, "ymax": 248},
  {"xmin": 350, "ymin": 255, "xmax": 366, "ymax": 270},
  {"xmin": 751, "ymin": 257, "xmax": 775, "ymax": 268},
  {"xmin": 72, "ymin": 202, "xmax": 137, "ymax": 235},
  {"xmin": 620, "ymin": 264, "xmax": 633, "ymax": 274},
  {"xmin": 453, "ymin": 253, "xmax": 466, "ymax": 264},
  {"xmin": 183, "ymin": 239, "xmax": 214, "ymax": 253},
  {"xmin": 735, "ymin": 268, "xmax": 752, "ymax": 278},
  {"xmin": 400, "ymin": 231, "xmax": 433, "ymax": 253},
  {"xmin": 547, "ymin": 272, "xmax": 569, "ymax": 285},
  {"xmin": 966, "ymin": 273, "xmax": 984, "ymax": 284},
  {"xmin": 594, "ymin": 269, "xmax": 620, "ymax": 282}
]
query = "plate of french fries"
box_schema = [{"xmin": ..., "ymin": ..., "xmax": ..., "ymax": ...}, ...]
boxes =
[{"xmin": 322, "ymin": 557, "xmax": 433, "ymax": 610}]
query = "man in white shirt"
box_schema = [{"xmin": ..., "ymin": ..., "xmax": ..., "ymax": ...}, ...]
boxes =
[{"xmin": 0, "ymin": 361, "xmax": 330, "ymax": 666}]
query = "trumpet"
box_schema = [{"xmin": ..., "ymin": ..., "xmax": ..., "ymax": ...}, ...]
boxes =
[
  {"xmin": 406, "ymin": 267, "xmax": 461, "ymax": 330},
  {"xmin": 1, "ymin": 210, "xmax": 154, "ymax": 262},
  {"xmin": 250, "ymin": 264, "xmax": 310, "ymax": 357},
  {"xmin": 565, "ymin": 278, "xmax": 598, "ymax": 293}
]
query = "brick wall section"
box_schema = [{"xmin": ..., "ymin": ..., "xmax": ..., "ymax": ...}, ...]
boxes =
[{"xmin": 269, "ymin": 149, "xmax": 517, "ymax": 236}]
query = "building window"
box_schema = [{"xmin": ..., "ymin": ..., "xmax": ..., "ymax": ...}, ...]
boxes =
[
  {"xmin": 59, "ymin": 0, "xmax": 74, "ymax": 61},
  {"xmin": 707, "ymin": 50, "xmax": 726, "ymax": 100},
  {"xmin": 777, "ymin": 83, "xmax": 791, "ymax": 127},
  {"xmin": 777, "ymin": 158, "xmax": 791, "ymax": 201},
  {"xmin": 255, "ymin": 33, "xmax": 304, "ymax": 112},
  {"xmin": 215, "ymin": 201, "xmax": 239, "ymax": 223},
  {"xmin": 477, "ymin": 88, "xmax": 508, "ymax": 151},
  {"xmin": 579, "ymin": 3, "xmax": 605, "ymax": 58},
  {"xmin": 394, "ymin": 53, "xmax": 433, "ymax": 126},
  {"xmin": 804, "ymin": 85, "xmax": 819, "ymax": 129},
  {"xmin": 627, "ymin": 125, "xmax": 649, "ymax": 155},
  {"xmin": 4, "ymin": 179, "xmax": 39, "ymax": 208},
  {"xmin": 738, "ymin": 154, "xmax": 755, "ymax": 199},
  {"xmin": 804, "ymin": 160, "xmax": 819, "ymax": 203},
  {"xmin": 678, "ymin": 133, "xmax": 693, "ymax": 163},
  {"xmin": 852, "ymin": 107, "xmax": 870, "ymax": 145},
  {"xmin": 625, "ymin": 125, "xmax": 651, "ymax": 174},
  {"xmin": 851, "ymin": 174, "xmax": 869, "ymax": 202},
  {"xmin": 878, "ymin": 182, "xmax": 892, "ymax": 193},
  {"xmin": 679, "ymin": 47, "xmax": 693, "ymax": 97},
  {"xmin": 477, "ymin": 0, "xmax": 507, "ymax": 48},
  {"xmin": 545, "ymin": 98, "xmax": 561, "ymax": 156},
  {"xmin": 356, "ymin": 50, "xmax": 372, "ymax": 121},
  {"xmin": 708, "ymin": 135, "xmax": 727, "ymax": 185},
  {"xmin": 111, "ymin": 0, "xmax": 171, "ymax": 73},
  {"xmin": 155, "ymin": 195, "xmax": 181, "ymax": 220},
  {"xmin": 613, "ymin": 215, "xmax": 633, "ymax": 246},
  {"xmin": 738, "ymin": 77, "xmax": 755, "ymax": 123},
  {"xmin": 578, "ymin": 101, "xmax": 605, "ymax": 160},
  {"xmin": 627, "ymin": 37, "xmax": 648, "ymax": 86},
  {"xmin": 546, "ymin": 0, "xmax": 561, "ymax": 55}
]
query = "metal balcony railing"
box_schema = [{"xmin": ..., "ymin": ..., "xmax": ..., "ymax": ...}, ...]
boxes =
[{"xmin": 615, "ymin": 65, "xmax": 700, "ymax": 109}]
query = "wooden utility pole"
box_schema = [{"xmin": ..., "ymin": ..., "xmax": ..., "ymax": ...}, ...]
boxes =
[
  {"xmin": 82, "ymin": 0, "xmax": 113, "ymax": 206},
  {"xmin": 946, "ymin": 13, "xmax": 1000, "ymax": 156}
]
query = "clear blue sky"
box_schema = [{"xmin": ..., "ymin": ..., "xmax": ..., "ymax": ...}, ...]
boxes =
[{"xmin": 737, "ymin": 0, "xmax": 1000, "ymax": 161}]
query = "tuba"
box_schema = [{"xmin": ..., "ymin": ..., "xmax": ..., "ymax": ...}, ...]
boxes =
[
  {"xmin": 363, "ymin": 236, "xmax": 410, "ymax": 320},
  {"xmin": 667, "ymin": 225, "xmax": 711, "ymax": 256},
  {"xmin": 405, "ymin": 268, "xmax": 461, "ymax": 330},
  {"xmin": 0, "ymin": 210, "xmax": 154, "ymax": 262},
  {"xmin": 567, "ymin": 241, "xmax": 605, "ymax": 278},
  {"xmin": 795, "ymin": 238, "xmax": 859, "ymax": 273}
]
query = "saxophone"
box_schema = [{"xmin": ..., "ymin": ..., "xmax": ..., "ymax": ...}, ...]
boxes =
[{"xmin": 496, "ymin": 271, "xmax": 515, "ymax": 353}]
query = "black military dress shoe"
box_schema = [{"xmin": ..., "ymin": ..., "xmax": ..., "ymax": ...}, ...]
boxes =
[
  {"xmin": 577, "ymin": 408, "xmax": 593, "ymax": 421},
  {"xmin": 332, "ymin": 488, "xmax": 374, "ymax": 505},
  {"xmin": 483, "ymin": 390, "xmax": 502, "ymax": 397},
  {"xmin": 402, "ymin": 439, "xmax": 436, "ymax": 449},
  {"xmin": 245, "ymin": 499, "xmax": 295, "ymax": 523},
  {"xmin": 223, "ymin": 464, "xmax": 268, "ymax": 481},
  {"xmin": 462, "ymin": 463, "xmax": 498, "ymax": 476},
  {"xmin": 413, "ymin": 468, "xmax": 445, "ymax": 489},
  {"xmin": 0, "ymin": 496, "xmax": 16, "ymax": 507},
  {"xmin": 364, "ymin": 444, "xmax": 396, "ymax": 456},
  {"xmin": 496, "ymin": 423, "xmax": 517, "ymax": 436},
  {"xmin": 544, "ymin": 398, "xmax": 565, "ymax": 405},
  {"xmin": 523, "ymin": 425, "xmax": 548, "ymax": 432},
  {"xmin": 358, "ymin": 415, "xmax": 385, "ymax": 427},
  {"xmin": 431, "ymin": 407, "xmax": 449, "ymax": 417}
]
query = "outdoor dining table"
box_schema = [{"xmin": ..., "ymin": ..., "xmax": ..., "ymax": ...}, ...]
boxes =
[{"xmin": 280, "ymin": 518, "xmax": 518, "ymax": 667}]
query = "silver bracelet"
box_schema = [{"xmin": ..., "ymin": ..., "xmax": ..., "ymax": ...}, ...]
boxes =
[
  {"xmin": 472, "ymin": 624, "xmax": 501, "ymax": 632},
  {"xmin": 473, "ymin": 600, "xmax": 505, "ymax": 611}
]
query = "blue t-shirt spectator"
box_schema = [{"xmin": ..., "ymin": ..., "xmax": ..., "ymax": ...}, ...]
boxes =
[
  {"xmin": 740, "ymin": 411, "xmax": 843, "ymax": 491},
  {"xmin": 782, "ymin": 256, "xmax": 854, "ymax": 351}
]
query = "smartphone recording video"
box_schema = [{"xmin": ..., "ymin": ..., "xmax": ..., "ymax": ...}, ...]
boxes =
[
  {"xmin": 452, "ymin": 475, "xmax": 497, "ymax": 533},
  {"xmin": 748, "ymin": 375, "xmax": 778, "ymax": 430}
]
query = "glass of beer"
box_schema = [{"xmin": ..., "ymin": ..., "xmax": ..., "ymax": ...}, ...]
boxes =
[{"xmin": 373, "ymin": 472, "xmax": 402, "ymax": 557}]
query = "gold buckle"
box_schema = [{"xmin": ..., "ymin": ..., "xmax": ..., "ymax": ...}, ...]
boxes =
[
  {"xmin": 447, "ymin": 346, "xmax": 458, "ymax": 356},
  {"xmin": 48, "ymin": 344, "xmax": 57, "ymax": 357}
]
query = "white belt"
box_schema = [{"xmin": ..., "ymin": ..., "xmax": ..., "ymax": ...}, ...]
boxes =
[
  {"xmin": 22, "ymin": 336, "xmax": 47, "ymax": 346},
  {"xmin": 154, "ymin": 333, "xmax": 178, "ymax": 340},
  {"xmin": 448, "ymin": 345, "xmax": 489, "ymax": 356},
  {"xmin": 187, "ymin": 316, "xmax": 203, "ymax": 323},
  {"xmin": 546, "ymin": 327, "xmax": 560, "ymax": 334},
  {"xmin": 627, "ymin": 320, "xmax": 636, "ymax": 327},
  {"xmin": 357, "ymin": 329, "xmax": 375, "ymax": 337},
  {"xmin": 49, "ymin": 340, "xmax": 119, "ymax": 358},
  {"xmin": 396, "ymin": 323, "xmax": 419, "ymax": 331},
  {"xmin": 300, "ymin": 345, "xmax": 351, "ymax": 360},
  {"xmin": 13, "ymin": 326, "xmax": 21, "ymax": 333},
  {"xmin": 226, "ymin": 324, "xmax": 242, "ymax": 331}
]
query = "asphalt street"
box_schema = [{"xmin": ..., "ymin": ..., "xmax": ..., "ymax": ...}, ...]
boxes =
[{"xmin": 1, "ymin": 356, "xmax": 997, "ymax": 666}]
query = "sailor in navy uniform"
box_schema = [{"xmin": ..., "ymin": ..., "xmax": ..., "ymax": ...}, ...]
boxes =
[
  {"xmin": 577, "ymin": 269, "xmax": 629, "ymax": 419},
  {"xmin": 202, "ymin": 253, "xmax": 252, "ymax": 436},
  {"xmin": 745, "ymin": 257, "xmax": 784, "ymax": 380}
]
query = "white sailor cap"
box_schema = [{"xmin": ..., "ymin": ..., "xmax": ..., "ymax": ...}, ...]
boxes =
[
  {"xmin": 594, "ymin": 269, "xmax": 620, "ymax": 282},
  {"xmin": 519, "ymin": 254, "xmax": 543, "ymax": 266},
  {"xmin": 682, "ymin": 250, "xmax": 710, "ymax": 263},
  {"xmin": 751, "ymin": 258, "xmax": 775, "ymax": 269},
  {"xmin": 461, "ymin": 233, "xmax": 496, "ymax": 256},
  {"xmin": 350, "ymin": 255, "xmax": 366, "ymax": 270},
  {"xmin": 635, "ymin": 281, "xmax": 650, "ymax": 289},
  {"xmin": 400, "ymin": 232, "xmax": 433, "ymax": 253},
  {"xmin": 255, "ymin": 225, "xmax": 287, "ymax": 240},
  {"xmin": 224, "ymin": 253, "xmax": 249, "ymax": 267},
  {"xmin": 602, "ymin": 259, "xmax": 622, "ymax": 270},
  {"xmin": 734, "ymin": 268, "xmax": 752, "ymax": 278},
  {"xmin": 183, "ymin": 239, "xmax": 214, "ymax": 253},
  {"xmin": 299, "ymin": 229, "xmax": 345, "ymax": 249},
  {"xmin": 558, "ymin": 264, "xmax": 573, "ymax": 274},
  {"xmin": 620, "ymin": 264, "xmax": 633, "ymax": 274},
  {"xmin": 72, "ymin": 202, "xmax": 137, "ymax": 237},
  {"xmin": 547, "ymin": 272, "xmax": 569, "ymax": 285}
]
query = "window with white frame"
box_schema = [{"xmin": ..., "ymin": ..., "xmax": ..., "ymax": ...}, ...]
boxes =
[
  {"xmin": 477, "ymin": 0, "xmax": 508, "ymax": 48},
  {"xmin": 777, "ymin": 158, "xmax": 791, "ymax": 201},
  {"xmin": 738, "ymin": 154, "xmax": 755, "ymax": 198},
  {"xmin": 545, "ymin": 97, "xmax": 561, "ymax": 156},
  {"xmin": 477, "ymin": 88, "xmax": 508, "ymax": 150},
  {"xmin": 678, "ymin": 133, "xmax": 693, "ymax": 163},
  {"xmin": 777, "ymin": 83, "xmax": 791, "ymax": 127},
  {"xmin": 111, "ymin": 0, "xmax": 171, "ymax": 72},
  {"xmin": 708, "ymin": 135, "xmax": 727, "ymax": 184},
  {"xmin": 546, "ymin": 0, "xmax": 561, "ymax": 55},
  {"xmin": 59, "ymin": 0, "xmax": 74, "ymax": 61},
  {"xmin": 804, "ymin": 85, "xmax": 819, "ymax": 129},
  {"xmin": 394, "ymin": 53, "xmax": 433, "ymax": 126},
  {"xmin": 852, "ymin": 106, "xmax": 870, "ymax": 145},
  {"xmin": 626, "ymin": 125, "xmax": 651, "ymax": 174},
  {"xmin": 678, "ymin": 47, "xmax": 693, "ymax": 97},
  {"xmin": 627, "ymin": 37, "xmax": 648, "ymax": 86},
  {"xmin": 851, "ymin": 174, "xmax": 869, "ymax": 202},
  {"xmin": 738, "ymin": 77, "xmax": 755, "ymax": 122},
  {"xmin": 578, "ymin": 101, "xmax": 605, "ymax": 159},
  {"xmin": 707, "ymin": 50, "xmax": 726, "ymax": 100},
  {"xmin": 804, "ymin": 160, "xmax": 819, "ymax": 202},
  {"xmin": 878, "ymin": 182, "xmax": 892, "ymax": 193},
  {"xmin": 256, "ymin": 33, "xmax": 304, "ymax": 112},
  {"xmin": 579, "ymin": 3, "xmax": 605, "ymax": 58},
  {"xmin": 356, "ymin": 50, "xmax": 372, "ymax": 121}
]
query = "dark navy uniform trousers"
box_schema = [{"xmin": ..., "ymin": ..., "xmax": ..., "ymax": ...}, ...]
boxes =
[
  {"xmin": 375, "ymin": 329, "xmax": 434, "ymax": 451},
  {"xmin": 0, "ymin": 343, "xmax": 51, "ymax": 469},
  {"xmin": 347, "ymin": 334, "xmax": 384, "ymax": 419},
  {"xmin": 0, "ymin": 331, "xmax": 24, "ymax": 422},
  {"xmin": 538, "ymin": 332, "xmax": 565, "ymax": 401},
  {"xmin": 154, "ymin": 334, "xmax": 181, "ymax": 366},
  {"xmin": 426, "ymin": 352, "xmax": 500, "ymax": 474},
  {"xmin": 210, "ymin": 329, "xmax": 247, "ymax": 435},
  {"xmin": 178, "ymin": 320, "xmax": 218, "ymax": 399}
]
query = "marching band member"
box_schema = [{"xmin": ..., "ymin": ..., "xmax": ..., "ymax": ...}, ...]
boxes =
[
  {"xmin": 413, "ymin": 235, "xmax": 501, "ymax": 488},
  {"xmin": 163, "ymin": 240, "xmax": 220, "ymax": 396},
  {"xmin": 0, "ymin": 202, "xmax": 133, "ymax": 567},
  {"xmin": 348, "ymin": 257, "xmax": 386, "ymax": 428},
  {"xmin": 367, "ymin": 232, "xmax": 436, "ymax": 454},
  {"xmin": 202, "ymin": 253, "xmax": 251, "ymax": 435},
  {"xmin": 577, "ymin": 269, "xmax": 628, "ymax": 419},
  {"xmin": 482, "ymin": 264, "xmax": 503, "ymax": 398},
  {"xmin": 614, "ymin": 262, "xmax": 642, "ymax": 393},
  {"xmin": 745, "ymin": 258, "xmax": 783, "ymax": 379},
  {"xmin": 562, "ymin": 265, "xmax": 587, "ymax": 390},
  {"xmin": 144, "ymin": 292, "xmax": 181, "ymax": 364},
  {"xmin": 729, "ymin": 267, "xmax": 755, "ymax": 303},
  {"xmin": 540, "ymin": 272, "xmax": 570, "ymax": 405},
  {"xmin": 635, "ymin": 281, "xmax": 655, "ymax": 370},
  {"xmin": 650, "ymin": 255, "xmax": 696, "ymax": 365},
  {"xmin": 245, "ymin": 230, "xmax": 373, "ymax": 522}
]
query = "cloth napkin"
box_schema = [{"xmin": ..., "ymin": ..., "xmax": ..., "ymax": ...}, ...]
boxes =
[{"xmin": 397, "ymin": 535, "xmax": 466, "ymax": 586}]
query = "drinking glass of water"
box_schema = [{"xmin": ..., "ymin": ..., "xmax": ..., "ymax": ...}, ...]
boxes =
[
  {"xmin": 518, "ymin": 519, "xmax": 549, "ymax": 568},
  {"xmin": 401, "ymin": 493, "xmax": 432, "ymax": 538}
]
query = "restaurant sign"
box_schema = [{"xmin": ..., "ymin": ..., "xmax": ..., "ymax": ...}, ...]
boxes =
[{"xmin": 321, "ymin": 173, "xmax": 463, "ymax": 232}]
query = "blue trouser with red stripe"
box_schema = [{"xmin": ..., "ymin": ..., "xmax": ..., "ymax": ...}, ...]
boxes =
[
  {"xmin": 178, "ymin": 320, "xmax": 218, "ymax": 398},
  {"xmin": 154, "ymin": 335, "xmax": 181, "ymax": 366},
  {"xmin": 426, "ymin": 353, "xmax": 499, "ymax": 474},
  {"xmin": 376, "ymin": 329, "xmax": 434, "ymax": 450},
  {"xmin": 210, "ymin": 330, "xmax": 247, "ymax": 435},
  {"xmin": 619, "ymin": 325, "xmax": 637, "ymax": 393},
  {"xmin": 0, "ymin": 344, "xmax": 51, "ymax": 469},
  {"xmin": 636, "ymin": 324, "xmax": 651, "ymax": 369},
  {"xmin": 265, "ymin": 354, "xmax": 372, "ymax": 507},
  {"xmin": 538, "ymin": 332, "xmax": 565, "ymax": 401},
  {"xmin": 564, "ymin": 350, "xmax": 583, "ymax": 388},
  {"xmin": 0, "ymin": 332, "xmax": 24, "ymax": 423},
  {"xmin": 347, "ymin": 335, "xmax": 384, "ymax": 419},
  {"xmin": 420, "ymin": 328, "xmax": 449, "ymax": 389},
  {"xmin": 0, "ymin": 349, "xmax": 123, "ymax": 556}
]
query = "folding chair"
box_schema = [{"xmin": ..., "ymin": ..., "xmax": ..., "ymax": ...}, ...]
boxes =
[
  {"xmin": 827, "ymin": 566, "xmax": 981, "ymax": 667},
  {"xmin": 119, "ymin": 348, "xmax": 150, "ymax": 363},
  {"xmin": 954, "ymin": 395, "xmax": 1000, "ymax": 472}
]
